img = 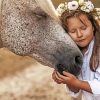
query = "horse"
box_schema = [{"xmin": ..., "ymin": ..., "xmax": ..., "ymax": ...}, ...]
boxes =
[{"xmin": 0, "ymin": 0, "xmax": 83, "ymax": 76}]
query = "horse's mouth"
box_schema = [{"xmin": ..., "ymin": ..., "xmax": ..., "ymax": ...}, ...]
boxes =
[
  {"xmin": 56, "ymin": 64, "xmax": 66, "ymax": 75},
  {"xmin": 56, "ymin": 63, "xmax": 81, "ymax": 76}
]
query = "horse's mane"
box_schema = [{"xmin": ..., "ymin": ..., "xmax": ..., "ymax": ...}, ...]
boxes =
[{"xmin": 35, "ymin": 0, "xmax": 60, "ymax": 22}]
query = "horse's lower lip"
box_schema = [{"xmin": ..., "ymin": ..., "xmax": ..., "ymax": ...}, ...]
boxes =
[{"xmin": 56, "ymin": 63, "xmax": 82, "ymax": 76}]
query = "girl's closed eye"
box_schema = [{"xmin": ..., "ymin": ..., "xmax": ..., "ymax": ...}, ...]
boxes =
[
  {"xmin": 80, "ymin": 26, "xmax": 87, "ymax": 30},
  {"xmin": 69, "ymin": 29, "xmax": 76, "ymax": 33}
]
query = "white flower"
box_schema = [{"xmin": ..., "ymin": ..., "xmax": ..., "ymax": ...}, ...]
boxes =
[
  {"xmin": 78, "ymin": 0, "xmax": 84, "ymax": 4},
  {"xmin": 68, "ymin": 1, "xmax": 79, "ymax": 11},
  {"xmin": 56, "ymin": 7, "xmax": 64, "ymax": 16},
  {"xmin": 95, "ymin": 8, "xmax": 100, "ymax": 12},
  {"xmin": 56, "ymin": 2, "xmax": 68, "ymax": 16},
  {"xmin": 80, "ymin": 1, "xmax": 94, "ymax": 13},
  {"xmin": 80, "ymin": 6, "xmax": 86, "ymax": 11},
  {"xmin": 56, "ymin": 3, "xmax": 65, "ymax": 16},
  {"xmin": 57, "ymin": 3, "xmax": 65, "ymax": 9},
  {"xmin": 94, "ymin": 16, "xmax": 99, "ymax": 20},
  {"xmin": 81, "ymin": 6, "xmax": 90, "ymax": 13},
  {"xmin": 56, "ymin": 0, "xmax": 96, "ymax": 17},
  {"xmin": 85, "ymin": 1, "xmax": 94, "ymax": 11},
  {"xmin": 65, "ymin": 2, "xmax": 68, "ymax": 9},
  {"xmin": 85, "ymin": 9, "xmax": 90, "ymax": 13}
]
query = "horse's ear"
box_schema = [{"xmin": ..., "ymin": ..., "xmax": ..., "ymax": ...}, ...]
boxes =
[{"xmin": 35, "ymin": 0, "xmax": 60, "ymax": 22}]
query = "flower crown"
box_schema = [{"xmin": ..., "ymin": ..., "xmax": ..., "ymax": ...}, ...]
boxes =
[{"xmin": 56, "ymin": 0, "xmax": 100, "ymax": 20}]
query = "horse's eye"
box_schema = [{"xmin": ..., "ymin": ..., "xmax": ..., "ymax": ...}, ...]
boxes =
[
  {"xmin": 33, "ymin": 7, "xmax": 47, "ymax": 19},
  {"xmin": 34, "ymin": 13, "xmax": 47, "ymax": 19}
]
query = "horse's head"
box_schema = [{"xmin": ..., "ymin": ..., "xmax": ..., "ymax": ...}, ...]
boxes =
[{"xmin": 0, "ymin": 0, "xmax": 83, "ymax": 76}]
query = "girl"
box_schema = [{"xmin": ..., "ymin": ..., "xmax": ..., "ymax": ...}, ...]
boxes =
[{"xmin": 52, "ymin": 1, "xmax": 100, "ymax": 100}]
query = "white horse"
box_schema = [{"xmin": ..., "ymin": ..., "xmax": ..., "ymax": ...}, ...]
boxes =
[{"xmin": 0, "ymin": 0, "xmax": 83, "ymax": 76}]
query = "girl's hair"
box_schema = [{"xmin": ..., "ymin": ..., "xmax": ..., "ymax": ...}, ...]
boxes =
[{"xmin": 60, "ymin": 10, "xmax": 100, "ymax": 71}]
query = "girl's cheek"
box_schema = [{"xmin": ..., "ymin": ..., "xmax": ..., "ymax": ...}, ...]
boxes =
[{"xmin": 70, "ymin": 34, "xmax": 77, "ymax": 40}]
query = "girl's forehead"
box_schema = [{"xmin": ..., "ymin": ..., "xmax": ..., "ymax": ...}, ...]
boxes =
[
  {"xmin": 67, "ymin": 17, "xmax": 84, "ymax": 30},
  {"xmin": 79, "ymin": 14, "xmax": 89, "ymax": 21},
  {"xmin": 68, "ymin": 14, "xmax": 88, "ymax": 22},
  {"xmin": 67, "ymin": 14, "xmax": 90, "ymax": 26}
]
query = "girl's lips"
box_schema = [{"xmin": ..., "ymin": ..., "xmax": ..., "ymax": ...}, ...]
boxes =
[{"xmin": 77, "ymin": 39, "xmax": 85, "ymax": 42}]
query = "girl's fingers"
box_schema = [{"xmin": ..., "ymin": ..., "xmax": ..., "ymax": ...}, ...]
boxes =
[
  {"xmin": 63, "ymin": 71, "xmax": 73, "ymax": 77},
  {"xmin": 52, "ymin": 70, "xmax": 57, "ymax": 80},
  {"xmin": 55, "ymin": 71, "xmax": 63, "ymax": 81},
  {"xmin": 52, "ymin": 70, "xmax": 63, "ymax": 83},
  {"xmin": 56, "ymin": 71, "xmax": 69, "ymax": 80}
]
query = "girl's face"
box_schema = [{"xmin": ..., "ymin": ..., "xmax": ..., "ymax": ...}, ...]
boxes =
[{"xmin": 67, "ymin": 14, "xmax": 94, "ymax": 48}]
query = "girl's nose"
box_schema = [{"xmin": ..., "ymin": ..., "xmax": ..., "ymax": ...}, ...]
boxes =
[{"xmin": 77, "ymin": 29, "xmax": 83, "ymax": 38}]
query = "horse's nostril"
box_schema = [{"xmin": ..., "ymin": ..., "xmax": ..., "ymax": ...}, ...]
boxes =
[
  {"xmin": 56, "ymin": 64, "xmax": 65, "ymax": 75},
  {"xmin": 75, "ymin": 56, "xmax": 82, "ymax": 65}
]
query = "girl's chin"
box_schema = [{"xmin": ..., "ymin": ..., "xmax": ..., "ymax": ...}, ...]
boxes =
[
  {"xmin": 76, "ymin": 41, "xmax": 89, "ymax": 48},
  {"xmin": 77, "ymin": 43, "xmax": 89, "ymax": 53}
]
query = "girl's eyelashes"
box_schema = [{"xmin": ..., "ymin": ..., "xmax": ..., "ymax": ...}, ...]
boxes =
[
  {"xmin": 80, "ymin": 26, "xmax": 86, "ymax": 30},
  {"xmin": 69, "ymin": 29, "xmax": 76, "ymax": 33},
  {"xmin": 69, "ymin": 27, "xmax": 86, "ymax": 33}
]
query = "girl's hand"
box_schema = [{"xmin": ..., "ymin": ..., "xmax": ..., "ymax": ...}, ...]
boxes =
[
  {"xmin": 52, "ymin": 70, "xmax": 63, "ymax": 84},
  {"xmin": 52, "ymin": 70, "xmax": 92, "ymax": 93},
  {"xmin": 52, "ymin": 70, "xmax": 81, "ymax": 89}
]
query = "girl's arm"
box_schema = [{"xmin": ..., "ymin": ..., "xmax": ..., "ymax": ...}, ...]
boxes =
[
  {"xmin": 52, "ymin": 70, "xmax": 92, "ymax": 93},
  {"xmin": 67, "ymin": 84, "xmax": 80, "ymax": 93},
  {"xmin": 64, "ymin": 70, "xmax": 100, "ymax": 95},
  {"xmin": 62, "ymin": 71, "xmax": 92, "ymax": 93},
  {"xmin": 79, "ymin": 80, "xmax": 92, "ymax": 93}
]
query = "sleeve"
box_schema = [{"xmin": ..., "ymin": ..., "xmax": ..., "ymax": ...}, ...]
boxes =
[
  {"xmin": 87, "ymin": 66, "xmax": 100, "ymax": 95},
  {"xmin": 65, "ymin": 74, "xmax": 82, "ymax": 98},
  {"xmin": 66, "ymin": 86, "xmax": 82, "ymax": 98}
]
